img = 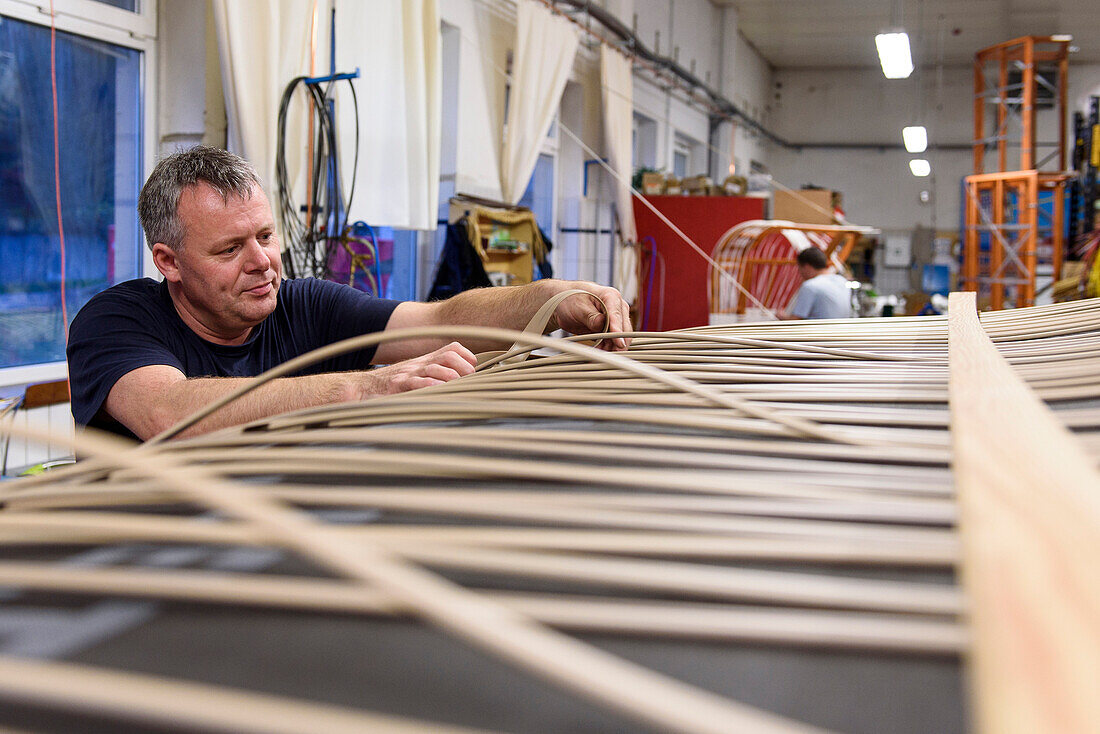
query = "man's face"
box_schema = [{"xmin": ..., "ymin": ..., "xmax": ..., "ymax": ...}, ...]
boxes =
[
  {"xmin": 155, "ymin": 183, "xmax": 282, "ymax": 344},
  {"xmin": 797, "ymin": 263, "xmax": 818, "ymax": 282}
]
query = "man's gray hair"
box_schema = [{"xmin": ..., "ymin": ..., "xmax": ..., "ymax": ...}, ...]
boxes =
[{"xmin": 138, "ymin": 145, "xmax": 262, "ymax": 251}]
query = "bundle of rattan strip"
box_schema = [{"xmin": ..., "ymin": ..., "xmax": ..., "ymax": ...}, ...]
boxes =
[
  {"xmin": 0, "ymin": 322, "xmax": 966, "ymax": 733},
  {"xmin": 0, "ymin": 301, "xmax": 1095, "ymax": 733}
]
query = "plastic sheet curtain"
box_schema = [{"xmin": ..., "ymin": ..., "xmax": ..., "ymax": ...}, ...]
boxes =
[
  {"xmin": 212, "ymin": 0, "xmax": 315, "ymax": 199},
  {"xmin": 600, "ymin": 45, "xmax": 638, "ymax": 303},
  {"xmin": 500, "ymin": 0, "xmax": 578, "ymax": 205},
  {"xmin": 335, "ymin": 0, "xmax": 441, "ymax": 230}
]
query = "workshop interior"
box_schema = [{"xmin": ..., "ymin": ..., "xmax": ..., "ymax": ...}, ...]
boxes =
[{"xmin": 0, "ymin": 0, "xmax": 1099, "ymax": 732}]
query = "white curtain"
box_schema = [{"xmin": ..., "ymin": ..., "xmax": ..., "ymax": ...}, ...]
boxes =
[
  {"xmin": 212, "ymin": 0, "xmax": 315, "ymax": 197},
  {"xmin": 500, "ymin": 0, "xmax": 578, "ymax": 204},
  {"xmin": 335, "ymin": 0, "xmax": 441, "ymax": 230},
  {"xmin": 441, "ymin": 0, "xmax": 509, "ymax": 201},
  {"xmin": 600, "ymin": 44, "xmax": 638, "ymax": 301}
]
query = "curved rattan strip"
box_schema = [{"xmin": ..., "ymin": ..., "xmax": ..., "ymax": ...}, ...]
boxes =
[
  {"xmin": 0, "ymin": 655, "xmax": 494, "ymax": 734},
  {"xmin": 145, "ymin": 325, "xmax": 854, "ymax": 445},
  {"xmin": 475, "ymin": 287, "xmax": 610, "ymax": 369}
]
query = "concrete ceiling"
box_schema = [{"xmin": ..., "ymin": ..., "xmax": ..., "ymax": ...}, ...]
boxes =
[{"xmin": 719, "ymin": 0, "xmax": 1100, "ymax": 68}]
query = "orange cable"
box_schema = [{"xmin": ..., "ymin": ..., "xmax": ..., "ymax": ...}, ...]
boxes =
[
  {"xmin": 305, "ymin": 0, "xmax": 318, "ymax": 221},
  {"xmin": 49, "ymin": 0, "xmax": 68, "ymax": 344}
]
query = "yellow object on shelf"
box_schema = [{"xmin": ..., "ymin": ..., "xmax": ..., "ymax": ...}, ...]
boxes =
[{"xmin": 449, "ymin": 197, "xmax": 549, "ymax": 286}]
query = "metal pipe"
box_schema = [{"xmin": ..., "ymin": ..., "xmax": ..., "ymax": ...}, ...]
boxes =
[
  {"xmin": 549, "ymin": 0, "xmax": 790, "ymax": 147},
  {"xmin": 548, "ymin": 0, "xmax": 975, "ymax": 154}
]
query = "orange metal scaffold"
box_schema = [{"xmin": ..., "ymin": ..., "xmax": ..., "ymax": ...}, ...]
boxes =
[{"xmin": 962, "ymin": 36, "xmax": 1072, "ymax": 309}]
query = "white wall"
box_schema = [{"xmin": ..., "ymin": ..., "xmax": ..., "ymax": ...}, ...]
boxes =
[
  {"xmin": 768, "ymin": 145, "xmax": 973, "ymax": 235},
  {"xmin": 1070, "ymin": 63, "xmax": 1100, "ymax": 133},
  {"xmin": 633, "ymin": 0, "xmax": 722, "ymax": 89},
  {"xmin": 765, "ymin": 64, "xmax": 973, "ymax": 233},
  {"xmin": 711, "ymin": 4, "xmax": 772, "ymax": 178},
  {"xmin": 631, "ymin": 0, "xmax": 728, "ymax": 179}
]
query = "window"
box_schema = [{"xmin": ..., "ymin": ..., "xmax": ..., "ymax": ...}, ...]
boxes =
[
  {"xmin": 378, "ymin": 228, "xmax": 419, "ymax": 301},
  {"xmin": 0, "ymin": 9, "xmax": 145, "ymax": 373},
  {"xmin": 632, "ymin": 112, "xmax": 657, "ymax": 170},
  {"xmin": 672, "ymin": 132, "xmax": 699, "ymax": 179},
  {"xmin": 673, "ymin": 149, "xmax": 688, "ymax": 179}
]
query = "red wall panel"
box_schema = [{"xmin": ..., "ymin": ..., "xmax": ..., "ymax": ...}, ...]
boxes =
[{"xmin": 633, "ymin": 196, "xmax": 765, "ymax": 330}]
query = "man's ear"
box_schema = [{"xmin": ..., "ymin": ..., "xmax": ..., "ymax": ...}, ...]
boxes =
[{"xmin": 151, "ymin": 243, "xmax": 181, "ymax": 283}]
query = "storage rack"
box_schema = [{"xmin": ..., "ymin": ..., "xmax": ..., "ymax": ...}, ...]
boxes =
[{"xmin": 961, "ymin": 36, "xmax": 1072, "ymax": 310}]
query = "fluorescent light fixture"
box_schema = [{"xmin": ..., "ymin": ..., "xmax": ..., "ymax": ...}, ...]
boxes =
[
  {"xmin": 875, "ymin": 31, "xmax": 913, "ymax": 79},
  {"xmin": 902, "ymin": 126, "xmax": 927, "ymax": 153},
  {"xmin": 909, "ymin": 159, "xmax": 931, "ymax": 177}
]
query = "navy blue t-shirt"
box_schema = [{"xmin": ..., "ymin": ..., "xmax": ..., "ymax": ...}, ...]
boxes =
[{"xmin": 66, "ymin": 277, "xmax": 401, "ymax": 438}]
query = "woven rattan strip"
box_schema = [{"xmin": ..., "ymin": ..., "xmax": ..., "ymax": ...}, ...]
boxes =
[{"xmin": 0, "ymin": 295, "xmax": 1097, "ymax": 733}]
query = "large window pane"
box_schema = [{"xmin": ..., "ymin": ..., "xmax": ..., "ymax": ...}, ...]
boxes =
[{"xmin": 0, "ymin": 15, "xmax": 142, "ymax": 369}]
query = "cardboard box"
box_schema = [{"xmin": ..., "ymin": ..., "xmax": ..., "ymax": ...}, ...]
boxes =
[
  {"xmin": 1061, "ymin": 261, "xmax": 1087, "ymax": 280},
  {"xmin": 682, "ymin": 175, "xmax": 712, "ymax": 195},
  {"xmin": 1053, "ymin": 261, "xmax": 1087, "ymax": 302},
  {"xmin": 641, "ymin": 172, "xmax": 665, "ymax": 195},
  {"xmin": 772, "ymin": 189, "xmax": 840, "ymax": 225},
  {"xmin": 902, "ymin": 291, "xmax": 930, "ymax": 316}
]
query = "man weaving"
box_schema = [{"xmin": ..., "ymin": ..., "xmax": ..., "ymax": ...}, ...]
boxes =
[{"xmin": 67, "ymin": 146, "xmax": 630, "ymax": 441}]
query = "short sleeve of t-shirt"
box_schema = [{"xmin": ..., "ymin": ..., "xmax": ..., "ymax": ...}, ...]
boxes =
[
  {"xmin": 272, "ymin": 278, "xmax": 403, "ymax": 374},
  {"xmin": 67, "ymin": 279, "xmax": 188, "ymax": 428}
]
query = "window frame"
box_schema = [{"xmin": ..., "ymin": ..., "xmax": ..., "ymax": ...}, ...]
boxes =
[{"xmin": 0, "ymin": 0, "xmax": 157, "ymax": 388}]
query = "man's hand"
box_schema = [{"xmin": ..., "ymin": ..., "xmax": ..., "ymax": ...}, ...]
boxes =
[
  {"xmin": 379, "ymin": 279, "xmax": 634, "ymax": 361},
  {"xmin": 552, "ymin": 282, "xmax": 633, "ymax": 351},
  {"xmin": 105, "ymin": 344, "xmax": 478, "ymax": 441},
  {"xmin": 358, "ymin": 341, "xmax": 477, "ymax": 397}
]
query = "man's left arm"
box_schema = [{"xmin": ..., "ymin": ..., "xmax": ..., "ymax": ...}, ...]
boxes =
[{"xmin": 374, "ymin": 279, "xmax": 632, "ymax": 364}]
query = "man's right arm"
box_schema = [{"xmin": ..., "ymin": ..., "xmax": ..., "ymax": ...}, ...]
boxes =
[{"xmin": 105, "ymin": 342, "xmax": 477, "ymax": 441}]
